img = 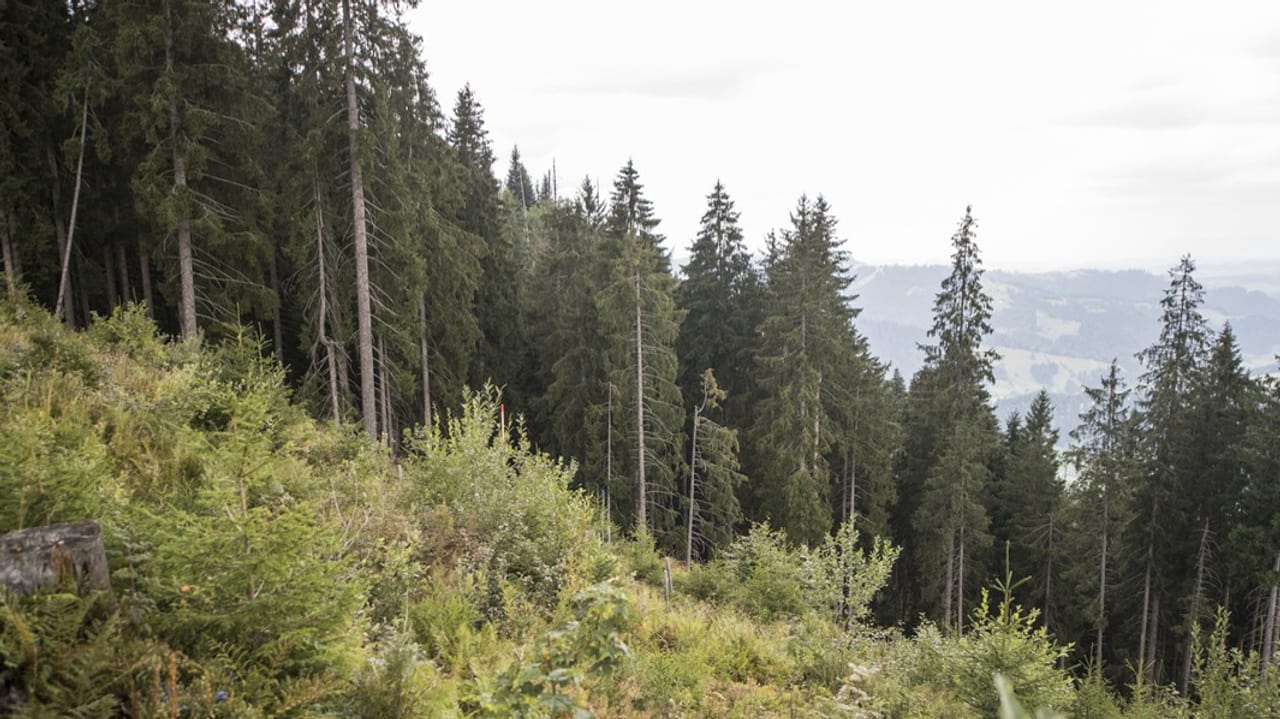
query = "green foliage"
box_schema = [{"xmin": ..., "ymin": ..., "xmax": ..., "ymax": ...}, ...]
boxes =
[
  {"xmin": 476, "ymin": 582, "xmax": 633, "ymax": 718},
  {"xmin": 685, "ymin": 522, "xmax": 898, "ymax": 625},
  {"xmin": 913, "ymin": 570, "xmax": 1073, "ymax": 718},
  {"xmin": 405, "ymin": 386, "xmax": 615, "ymax": 612}
]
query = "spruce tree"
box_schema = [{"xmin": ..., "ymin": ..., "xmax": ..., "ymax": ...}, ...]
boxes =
[
  {"xmin": 748, "ymin": 196, "xmax": 857, "ymax": 546},
  {"xmin": 676, "ymin": 180, "xmax": 763, "ymax": 428},
  {"xmin": 596, "ymin": 164, "xmax": 685, "ymax": 543},
  {"xmin": 684, "ymin": 369, "xmax": 745, "ymax": 565},
  {"xmin": 1129, "ymin": 254, "xmax": 1212, "ymax": 683},
  {"xmin": 505, "ymin": 145, "xmax": 537, "ymax": 212},
  {"xmin": 899, "ymin": 206, "xmax": 1000, "ymax": 631},
  {"xmin": 1067, "ymin": 360, "xmax": 1134, "ymax": 668}
]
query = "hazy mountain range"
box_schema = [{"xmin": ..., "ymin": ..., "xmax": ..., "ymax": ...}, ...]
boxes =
[{"xmin": 848, "ymin": 261, "xmax": 1280, "ymax": 442}]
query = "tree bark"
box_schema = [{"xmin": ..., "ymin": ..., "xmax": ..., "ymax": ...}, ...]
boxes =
[
  {"xmin": 942, "ymin": 530, "xmax": 954, "ymax": 632},
  {"xmin": 1181, "ymin": 519, "xmax": 1211, "ymax": 691},
  {"xmin": 103, "ymin": 244, "xmax": 118, "ymax": 310},
  {"xmin": 139, "ymin": 247, "xmax": 155, "ymax": 319},
  {"xmin": 165, "ymin": 0, "xmax": 196, "ymax": 338},
  {"xmin": 55, "ymin": 89, "xmax": 89, "ymax": 322},
  {"xmin": 686, "ymin": 401, "xmax": 701, "ymax": 568},
  {"xmin": 1139, "ymin": 549, "xmax": 1153, "ymax": 684},
  {"xmin": 1, "ymin": 207, "xmax": 16, "ymax": 296},
  {"xmin": 343, "ymin": 0, "xmax": 376, "ymax": 440},
  {"xmin": 46, "ymin": 142, "xmax": 76, "ymax": 327},
  {"xmin": 958, "ymin": 522, "xmax": 966, "ymax": 633},
  {"xmin": 419, "ymin": 295, "xmax": 432, "ymax": 433},
  {"xmin": 116, "ymin": 242, "xmax": 131, "ymax": 304},
  {"xmin": 1262, "ymin": 551, "xmax": 1280, "ymax": 670},
  {"xmin": 268, "ymin": 248, "xmax": 283, "ymax": 364},
  {"xmin": 314, "ymin": 176, "xmax": 340, "ymax": 425},
  {"xmin": 634, "ymin": 270, "xmax": 647, "ymax": 532},
  {"xmin": 1096, "ymin": 476, "xmax": 1110, "ymax": 668}
]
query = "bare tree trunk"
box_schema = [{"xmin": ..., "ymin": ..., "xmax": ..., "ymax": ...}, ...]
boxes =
[
  {"xmin": 1138, "ymin": 548, "xmax": 1153, "ymax": 684},
  {"xmin": 268, "ymin": 249, "xmax": 283, "ymax": 364},
  {"xmin": 686, "ymin": 401, "xmax": 701, "ymax": 569},
  {"xmin": 1148, "ymin": 594, "xmax": 1161, "ymax": 684},
  {"xmin": 379, "ymin": 334, "xmax": 392, "ymax": 446},
  {"xmin": 55, "ymin": 89, "xmax": 89, "ymax": 322},
  {"xmin": 165, "ymin": 0, "xmax": 196, "ymax": 338},
  {"xmin": 343, "ymin": 0, "xmax": 376, "ymax": 440},
  {"xmin": 116, "ymin": 242, "xmax": 131, "ymax": 304},
  {"xmin": 634, "ymin": 270, "xmax": 647, "ymax": 533},
  {"xmin": 419, "ymin": 295, "xmax": 431, "ymax": 432},
  {"xmin": 958, "ymin": 522, "xmax": 966, "ymax": 633},
  {"xmin": 1096, "ymin": 482, "xmax": 1110, "ymax": 668},
  {"xmin": 942, "ymin": 530, "xmax": 954, "ymax": 632},
  {"xmin": 103, "ymin": 245, "xmax": 118, "ymax": 310},
  {"xmin": 139, "ymin": 247, "xmax": 155, "ymax": 319},
  {"xmin": 606, "ymin": 383, "xmax": 614, "ymax": 533},
  {"xmin": 1045, "ymin": 513, "xmax": 1055, "ymax": 633},
  {"xmin": 314, "ymin": 177, "xmax": 340, "ymax": 425},
  {"xmin": 1262, "ymin": 551, "xmax": 1280, "ymax": 670},
  {"xmin": 1, "ymin": 208, "xmax": 16, "ymax": 296},
  {"xmin": 848, "ymin": 452, "xmax": 857, "ymax": 525},
  {"xmin": 1182, "ymin": 519, "xmax": 1211, "ymax": 691},
  {"xmin": 46, "ymin": 143, "xmax": 76, "ymax": 327}
]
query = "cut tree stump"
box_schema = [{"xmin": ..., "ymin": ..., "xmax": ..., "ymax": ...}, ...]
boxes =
[{"xmin": 0, "ymin": 521, "xmax": 110, "ymax": 595}]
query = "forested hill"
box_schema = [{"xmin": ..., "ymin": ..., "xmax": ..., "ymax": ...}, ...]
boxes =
[
  {"xmin": 5, "ymin": 2, "xmax": 1280, "ymax": 712},
  {"xmin": 850, "ymin": 262, "xmax": 1280, "ymax": 438}
]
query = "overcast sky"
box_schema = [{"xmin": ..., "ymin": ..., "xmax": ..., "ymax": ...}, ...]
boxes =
[{"xmin": 406, "ymin": 1, "xmax": 1280, "ymax": 272}]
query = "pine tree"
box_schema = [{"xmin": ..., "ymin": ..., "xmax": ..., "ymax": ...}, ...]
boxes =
[
  {"xmin": 1129, "ymin": 254, "xmax": 1212, "ymax": 683},
  {"xmin": 505, "ymin": 145, "xmax": 537, "ymax": 212},
  {"xmin": 899, "ymin": 206, "xmax": 1000, "ymax": 631},
  {"xmin": 676, "ymin": 181, "xmax": 763, "ymax": 428},
  {"xmin": 684, "ymin": 369, "xmax": 745, "ymax": 565},
  {"xmin": 748, "ymin": 196, "xmax": 857, "ymax": 546},
  {"xmin": 596, "ymin": 167, "xmax": 685, "ymax": 543},
  {"xmin": 1067, "ymin": 360, "xmax": 1134, "ymax": 668},
  {"xmin": 992, "ymin": 391, "xmax": 1065, "ymax": 631}
]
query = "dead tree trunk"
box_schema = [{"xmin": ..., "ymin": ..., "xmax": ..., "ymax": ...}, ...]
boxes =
[
  {"xmin": 634, "ymin": 270, "xmax": 647, "ymax": 533},
  {"xmin": 314, "ymin": 176, "xmax": 340, "ymax": 425},
  {"xmin": 419, "ymin": 295, "xmax": 432, "ymax": 433},
  {"xmin": 685, "ymin": 398, "xmax": 702, "ymax": 569},
  {"xmin": 1263, "ymin": 551, "xmax": 1280, "ymax": 670},
  {"xmin": 139, "ymin": 247, "xmax": 155, "ymax": 319},
  {"xmin": 55, "ymin": 89, "xmax": 89, "ymax": 322},
  {"xmin": 942, "ymin": 529, "xmax": 955, "ymax": 633},
  {"xmin": 46, "ymin": 143, "xmax": 76, "ymax": 328},
  {"xmin": 343, "ymin": 0, "xmax": 377, "ymax": 440},
  {"xmin": 165, "ymin": 0, "xmax": 196, "ymax": 338},
  {"xmin": 1182, "ymin": 518, "xmax": 1212, "ymax": 691}
]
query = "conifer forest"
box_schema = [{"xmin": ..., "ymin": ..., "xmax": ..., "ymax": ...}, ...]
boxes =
[{"xmin": 3, "ymin": 2, "xmax": 1280, "ymax": 717}]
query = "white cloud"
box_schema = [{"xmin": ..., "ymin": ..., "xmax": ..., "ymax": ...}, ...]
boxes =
[{"xmin": 407, "ymin": 1, "xmax": 1280, "ymax": 270}]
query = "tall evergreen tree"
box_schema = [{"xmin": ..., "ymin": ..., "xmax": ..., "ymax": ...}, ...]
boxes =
[
  {"xmin": 684, "ymin": 369, "xmax": 745, "ymax": 565},
  {"xmin": 676, "ymin": 181, "xmax": 763, "ymax": 428},
  {"xmin": 992, "ymin": 391, "xmax": 1065, "ymax": 631},
  {"xmin": 1129, "ymin": 254, "xmax": 1212, "ymax": 683},
  {"xmin": 597, "ymin": 162, "xmax": 684, "ymax": 544},
  {"xmin": 1067, "ymin": 360, "xmax": 1134, "ymax": 668},
  {"xmin": 897, "ymin": 206, "xmax": 1000, "ymax": 631},
  {"xmin": 505, "ymin": 145, "xmax": 536, "ymax": 212},
  {"xmin": 748, "ymin": 196, "xmax": 857, "ymax": 546}
]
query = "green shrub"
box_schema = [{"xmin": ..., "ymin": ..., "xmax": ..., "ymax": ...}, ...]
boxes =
[
  {"xmin": 404, "ymin": 388, "xmax": 614, "ymax": 613},
  {"xmin": 911, "ymin": 573, "xmax": 1073, "ymax": 718}
]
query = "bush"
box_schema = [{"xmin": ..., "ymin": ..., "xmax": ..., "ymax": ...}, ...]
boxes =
[
  {"xmin": 404, "ymin": 387, "xmax": 614, "ymax": 613},
  {"xmin": 911, "ymin": 572, "xmax": 1073, "ymax": 718}
]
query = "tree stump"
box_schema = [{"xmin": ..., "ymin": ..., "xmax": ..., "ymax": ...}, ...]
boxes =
[{"xmin": 0, "ymin": 521, "xmax": 110, "ymax": 595}]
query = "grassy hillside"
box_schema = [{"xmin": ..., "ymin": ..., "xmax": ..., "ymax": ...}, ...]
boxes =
[{"xmin": 0, "ymin": 298, "xmax": 1273, "ymax": 717}]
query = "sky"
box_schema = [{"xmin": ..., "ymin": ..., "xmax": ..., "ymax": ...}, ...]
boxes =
[{"xmin": 406, "ymin": 1, "xmax": 1280, "ymax": 272}]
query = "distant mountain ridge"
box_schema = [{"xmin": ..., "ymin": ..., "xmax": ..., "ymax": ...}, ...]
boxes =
[{"xmin": 849, "ymin": 261, "xmax": 1280, "ymax": 440}]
